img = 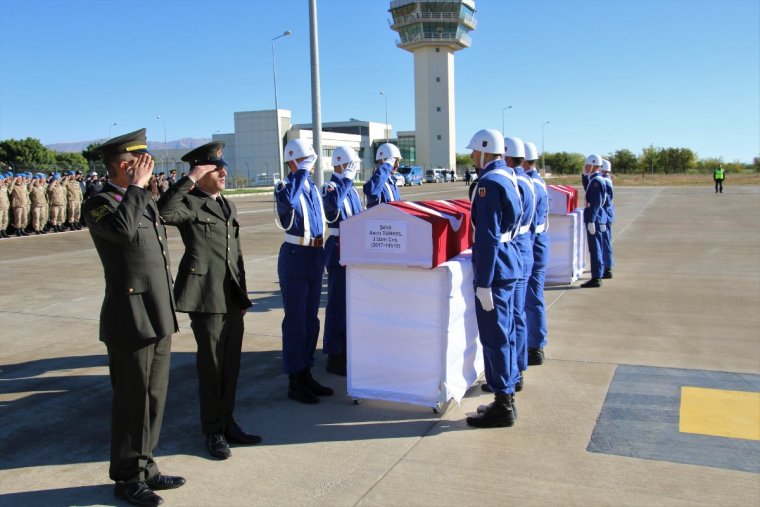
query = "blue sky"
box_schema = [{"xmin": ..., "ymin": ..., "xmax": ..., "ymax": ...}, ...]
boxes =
[{"xmin": 0, "ymin": 0, "xmax": 758, "ymax": 162}]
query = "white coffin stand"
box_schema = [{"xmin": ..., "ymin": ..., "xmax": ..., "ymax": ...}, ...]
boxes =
[{"xmin": 345, "ymin": 252, "xmax": 484, "ymax": 412}]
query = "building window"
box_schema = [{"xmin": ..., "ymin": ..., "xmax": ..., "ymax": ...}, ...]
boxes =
[
  {"xmin": 436, "ymin": 107, "xmax": 441, "ymax": 112},
  {"xmin": 436, "ymin": 77, "xmax": 440, "ymax": 82},
  {"xmin": 435, "ymin": 47, "xmax": 440, "ymax": 53},
  {"xmin": 437, "ymin": 135, "xmax": 442, "ymax": 140}
]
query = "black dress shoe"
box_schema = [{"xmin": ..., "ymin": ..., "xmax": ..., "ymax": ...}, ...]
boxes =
[
  {"xmin": 114, "ymin": 481, "xmax": 163, "ymax": 507},
  {"xmin": 146, "ymin": 473, "xmax": 186, "ymax": 490},
  {"xmin": 580, "ymin": 278, "xmax": 602, "ymax": 288},
  {"xmin": 206, "ymin": 433, "xmax": 232, "ymax": 460},
  {"xmin": 527, "ymin": 348, "xmax": 544, "ymax": 366},
  {"xmin": 602, "ymin": 270, "xmax": 613, "ymax": 279},
  {"xmin": 226, "ymin": 422, "xmax": 262, "ymax": 445}
]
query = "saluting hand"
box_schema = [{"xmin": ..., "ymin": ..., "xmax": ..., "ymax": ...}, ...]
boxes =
[
  {"xmin": 189, "ymin": 164, "xmax": 218, "ymax": 182},
  {"xmin": 126, "ymin": 153, "xmax": 155, "ymax": 188}
]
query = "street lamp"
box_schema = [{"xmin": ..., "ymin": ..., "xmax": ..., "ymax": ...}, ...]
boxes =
[
  {"xmin": 156, "ymin": 115, "xmax": 168, "ymax": 172},
  {"xmin": 501, "ymin": 106, "xmax": 512, "ymax": 135},
  {"xmin": 380, "ymin": 90, "xmax": 389, "ymax": 143},
  {"xmin": 272, "ymin": 30, "xmax": 292, "ymax": 181},
  {"xmin": 108, "ymin": 122, "xmax": 118, "ymax": 137},
  {"xmin": 541, "ymin": 121, "xmax": 550, "ymax": 173}
]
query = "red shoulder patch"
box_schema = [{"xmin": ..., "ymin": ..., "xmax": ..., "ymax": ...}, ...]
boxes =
[{"xmin": 478, "ymin": 187, "xmax": 486, "ymax": 198}]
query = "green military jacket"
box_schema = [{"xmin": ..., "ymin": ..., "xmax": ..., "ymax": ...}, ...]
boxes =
[
  {"xmin": 83, "ymin": 183, "xmax": 178, "ymax": 346},
  {"xmin": 158, "ymin": 176, "xmax": 250, "ymax": 314}
]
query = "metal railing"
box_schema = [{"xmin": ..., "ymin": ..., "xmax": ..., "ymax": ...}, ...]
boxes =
[
  {"xmin": 391, "ymin": 11, "xmax": 477, "ymax": 29},
  {"xmin": 396, "ymin": 31, "xmax": 472, "ymax": 47}
]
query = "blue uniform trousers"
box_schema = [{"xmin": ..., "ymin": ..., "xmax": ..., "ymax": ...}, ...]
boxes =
[
  {"xmin": 323, "ymin": 235, "xmax": 346, "ymax": 356},
  {"xmin": 475, "ymin": 280, "xmax": 517, "ymax": 395},
  {"xmin": 602, "ymin": 224, "xmax": 614, "ymax": 270},
  {"xmin": 587, "ymin": 228, "xmax": 605, "ymax": 279},
  {"xmin": 526, "ymin": 262, "xmax": 548, "ymax": 350},
  {"xmin": 512, "ymin": 276, "xmax": 528, "ymax": 377},
  {"xmin": 278, "ymin": 243, "xmax": 325, "ymax": 375}
]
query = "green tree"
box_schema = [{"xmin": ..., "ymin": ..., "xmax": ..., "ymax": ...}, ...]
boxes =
[
  {"xmin": 543, "ymin": 151, "xmax": 585, "ymax": 174},
  {"xmin": 81, "ymin": 142, "xmax": 102, "ymax": 163},
  {"xmin": 455, "ymin": 153, "xmax": 473, "ymax": 170},
  {"xmin": 54, "ymin": 152, "xmax": 89, "ymax": 172},
  {"xmin": 0, "ymin": 137, "xmax": 56, "ymax": 172},
  {"xmin": 639, "ymin": 146, "xmax": 659, "ymax": 174},
  {"xmin": 608, "ymin": 149, "xmax": 637, "ymax": 174}
]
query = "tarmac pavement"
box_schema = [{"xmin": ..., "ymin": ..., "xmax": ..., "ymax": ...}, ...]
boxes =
[{"xmin": 0, "ymin": 182, "xmax": 758, "ymax": 506}]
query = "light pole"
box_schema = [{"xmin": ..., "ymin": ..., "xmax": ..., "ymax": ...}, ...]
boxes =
[
  {"xmin": 541, "ymin": 121, "xmax": 550, "ymax": 173},
  {"xmin": 156, "ymin": 115, "xmax": 168, "ymax": 172},
  {"xmin": 501, "ymin": 105, "xmax": 512, "ymax": 134},
  {"xmin": 380, "ymin": 90, "xmax": 389, "ymax": 143},
  {"xmin": 108, "ymin": 122, "xmax": 118, "ymax": 138},
  {"xmin": 272, "ymin": 30, "xmax": 292, "ymax": 181}
]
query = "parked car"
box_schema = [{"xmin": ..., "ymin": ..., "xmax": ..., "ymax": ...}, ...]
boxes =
[
  {"xmin": 393, "ymin": 172, "xmax": 406, "ymax": 187},
  {"xmin": 425, "ymin": 168, "xmax": 445, "ymax": 183},
  {"xmin": 398, "ymin": 165, "xmax": 424, "ymax": 186}
]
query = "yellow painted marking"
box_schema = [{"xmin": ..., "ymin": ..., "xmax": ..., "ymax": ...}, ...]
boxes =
[{"xmin": 680, "ymin": 386, "xmax": 760, "ymax": 441}]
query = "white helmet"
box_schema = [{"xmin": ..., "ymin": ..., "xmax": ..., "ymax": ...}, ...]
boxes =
[
  {"xmin": 504, "ymin": 136, "xmax": 525, "ymax": 158},
  {"xmin": 524, "ymin": 141, "xmax": 539, "ymax": 161},
  {"xmin": 585, "ymin": 153, "xmax": 602, "ymax": 166},
  {"xmin": 331, "ymin": 146, "xmax": 360, "ymax": 167},
  {"xmin": 601, "ymin": 159, "xmax": 612, "ymax": 172},
  {"xmin": 284, "ymin": 139, "xmax": 316, "ymax": 162},
  {"xmin": 466, "ymin": 129, "xmax": 504, "ymax": 154},
  {"xmin": 375, "ymin": 143, "xmax": 401, "ymax": 161}
]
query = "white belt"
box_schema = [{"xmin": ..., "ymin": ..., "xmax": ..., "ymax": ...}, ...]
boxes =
[
  {"xmin": 534, "ymin": 222, "xmax": 547, "ymax": 234},
  {"xmin": 500, "ymin": 230, "xmax": 516, "ymax": 243},
  {"xmin": 327, "ymin": 227, "xmax": 339, "ymax": 237},
  {"xmin": 518, "ymin": 224, "xmax": 531, "ymax": 235},
  {"xmin": 284, "ymin": 233, "xmax": 324, "ymax": 247}
]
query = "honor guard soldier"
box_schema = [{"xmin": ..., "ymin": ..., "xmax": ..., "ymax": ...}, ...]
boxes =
[
  {"xmin": 47, "ymin": 174, "xmax": 66, "ymax": 232},
  {"xmin": 523, "ymin": 142, "xmax": 550, "ymax": 365},
  {"xmin": 581, "ymin": 154, "xmax": 608, "ymax": 288},
  {"xmin": 274, "ymin": 139, "xmax": 333, "ymax": 404},
  {"xmin": 29, "ymin": 173, "xmax": 48, "ymax": 234},
  {"xmin": 600, "ymin": 159, "xmax": 614, "ymax": 279},
  {"xmin": 321, "ymin": 146, "xmax": 363, "ymax": 376},
  {"xmin": 363, "ymin": 143, "xmax": 401, "ymax": 208},
  {"xmin": 83, "ymin": 128, "xmax": 184, "ymax": 507},
  {"xmin": 159, "ymin": 141, "xmax": 261, "ymax": 461},
  {"xmin": 466, "ymin": 129, "xmax": 523, "ymax": 428},
  {"xmin": 10, "ymin": 173, "xmax": 30, "ymax": 236},
  {"xmin": 0, "ymin": 173, "xmax": 9, "ymax": 238}
]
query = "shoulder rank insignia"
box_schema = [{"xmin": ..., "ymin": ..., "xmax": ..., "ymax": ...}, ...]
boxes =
[
  {"xmin": 89, "ymin": 204, "xmax": 111, "ymax": 222},
  {"xmin": 478, "ymin": 187, "xmax": 486, "ymax": 197}
]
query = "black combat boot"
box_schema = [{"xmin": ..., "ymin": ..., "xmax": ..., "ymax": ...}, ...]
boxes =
[
  {"xmin": 287, "ymin": 369, "xmax": 319, "ymax": 404},
  {"xmin": 467, "ymin": 393, "xmax": 516, "ymax": 428},
  {"xmin": 580, "ymin": 278, "xmax": 602, "ymax": 288},
  {"xmin": 527, "ymin": 348, "xmax": 544, "ymax": 366},
  {"xmin": 326, "ymin": 352, "xmax": 347, "ymax": 376},
  {"xmin": 514, "ymin": 371, "xmax": 524, "ymax": 392},
  {"xmin": 306, "ymin": 369, "xmax": 334, "ymax": 396},
  {"xmin": 602, "ymin": 269, "xmax": 613, "ymax": 279}
]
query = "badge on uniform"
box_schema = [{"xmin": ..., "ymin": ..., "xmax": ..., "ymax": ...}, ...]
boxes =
[
  {"xmin": 478, "ymin": 187, "xmax": 486, "ymax": 197},
  {"xmin": 90, "ymin": 204, "xmax": 111, "ymax": 222}
]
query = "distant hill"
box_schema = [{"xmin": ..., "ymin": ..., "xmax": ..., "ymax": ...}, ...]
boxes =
[{"xmin": 46, "ymin": 138, "xmax": 211, "ymax": 153}]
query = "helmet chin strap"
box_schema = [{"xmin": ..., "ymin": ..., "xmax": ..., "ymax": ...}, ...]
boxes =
[{"xmin": 479, "ymin": 151, "xmax": 485, "ymax": 169}]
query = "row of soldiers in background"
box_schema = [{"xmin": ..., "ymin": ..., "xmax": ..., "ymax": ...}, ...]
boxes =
[
  {"xmin": 463, "ymin": 131, "xmax": 551, "ymax": 428},
  {"xmin": 580, "ymin": 154, "xmax": 615, "ymax": 288},
  {"xmin": 0, "ymin": 170, "xmax": 89, "ymax": 237}
]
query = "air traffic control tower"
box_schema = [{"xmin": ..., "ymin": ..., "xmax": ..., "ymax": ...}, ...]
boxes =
[{"xmin": 389, "ymin": 0, "xmax": 476, "ymax": 171}]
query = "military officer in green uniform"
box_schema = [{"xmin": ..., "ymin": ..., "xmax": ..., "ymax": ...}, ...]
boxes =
[
  {"xmin": 83, "ymin": 128, "xmax": 185, "ymax": 507},
  {"xmin": 158, "ymin": 141, "xmax": 260, "ymax": 460}
]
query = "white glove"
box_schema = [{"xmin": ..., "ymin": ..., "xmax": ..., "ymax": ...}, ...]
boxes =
[
  {"xmin": 476, "ymin": 287, "xmax": 494, "ymax": 312},
  {"xmin": 599, "ymin": 223, "xmax": 607, "ymax": 233},
  {"xmin": 587, "ymin": 223, "xmax": 596, "ymax": 235},
  {"xmin": 382, "ymin": 157, "xmax": 396, "ymax": 168},
  {"xmin": 343, "ymin": 161, "xmax": 358, "ymax": 181},
  {"xmin": 297, "ymin": 154, "xmax": 318, "ymax": 172}
]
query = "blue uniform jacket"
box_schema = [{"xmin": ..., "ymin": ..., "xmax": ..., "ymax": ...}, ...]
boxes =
[
  {"xmin": 363, "ymin": 162, "xmax": 400, "ymax": 208},
  {"xmin": 583, "ymin": 173, "xmax": 608, "ymax": 225},
  {"xmin": 322, "ymin": 173, "xmax": 363, "ymax": 228},
  {"xmin": 275, "ymin": 169, "xmax": 325, "ymax": 240},
  {"xmin": 471, "ymin": 159, "xmax": 523, "ymax": 287},
  {"xmin": 514, "ymin": 166, "xmax": 536, "ymax": 278},
  {"xmin": 601, "ymin": 174, "xmax": 615, "ymax": 223},
  {"xmin": 527, "ymin": 169, "xmax": 550, "ymax": 266}
]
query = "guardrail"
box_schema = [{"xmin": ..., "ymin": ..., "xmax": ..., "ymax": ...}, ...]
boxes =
[{"xmin": 391, "ymin": 11, "xmax": 477, "ymax": 29}]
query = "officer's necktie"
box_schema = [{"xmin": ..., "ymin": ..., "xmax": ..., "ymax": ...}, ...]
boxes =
[{"xmin": 216, "ymin": 196, "xmax": 230, "ymax": 219}]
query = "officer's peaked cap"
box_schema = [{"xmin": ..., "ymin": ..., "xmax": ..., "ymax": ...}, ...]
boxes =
[
  {"xmin": 97, "ymin": 128, "xmax": 152, "ymax": 160},
  {"xmin": 181, "ymin": 141, "xmax": 227, "ymax": 168}
]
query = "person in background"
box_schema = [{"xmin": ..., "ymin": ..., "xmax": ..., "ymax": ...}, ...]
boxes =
[
  {"xmin": 713, "ymin": 165, "xmax": 725, "ymax": 193},
  {"xmin": 600, "ymin": 159, "xmax": 615, "ymax": 279},
  {"xmin": 363, "ymin": 143, "xmax": 401, "ymax": 208},
  {"xmin": 0, "ymin": 173, "xmax": 10, "ymax": 238},
  {"xmin": 580, "ymin": 154, "xmax": 608, "ymax": 288},
  {"xmin": 47, "ymin": 174, "xmax": 66, "ymax": 232},
  {"xmin": 10, "ymin": 173, "xmax": 30, "ymax": 236}
]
